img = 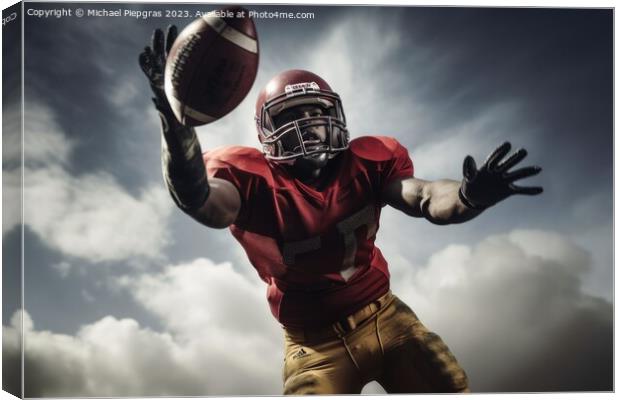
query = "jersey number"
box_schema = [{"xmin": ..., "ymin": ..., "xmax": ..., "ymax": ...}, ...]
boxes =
[{"xmin": 282, "ymin": 206, "xmax": 378, "ymax": 281}]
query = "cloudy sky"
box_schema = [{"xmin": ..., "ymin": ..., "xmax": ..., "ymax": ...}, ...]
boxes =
[{"xmin": 1, "ymin": 1, "xmax": 613, "ymax": 397}]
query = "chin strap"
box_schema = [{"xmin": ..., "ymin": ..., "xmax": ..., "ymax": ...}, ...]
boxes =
[{"xmin": 152, "ymin": 87, "xmax": 210, "ymax": 212}]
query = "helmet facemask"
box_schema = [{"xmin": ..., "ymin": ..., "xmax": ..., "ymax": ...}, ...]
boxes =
[{"xmin": 256, "ymin": 83, "xmax": 349, "ymax": 164}]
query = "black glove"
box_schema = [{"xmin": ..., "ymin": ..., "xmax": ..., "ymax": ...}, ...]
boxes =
[
  {"xmin": 139, "ymin": 26, "xmax": 210, "ymax": 212},
  {"xmin": 459, "ymin": 142, "xmax": 543, "ymax": 210},
  {"xmin": 138, "ymin": 25, "xmax": 178, "ymax": 110}
]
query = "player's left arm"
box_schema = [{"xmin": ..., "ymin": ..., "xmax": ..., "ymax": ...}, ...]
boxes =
[{"xmin": 383, "ymin": 142, "xmax": 543, "ymax": 225}]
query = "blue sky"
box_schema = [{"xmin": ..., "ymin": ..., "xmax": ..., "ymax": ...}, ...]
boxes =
[{"xmin": 1, "ymin": 1, "xmax": 613, "ymax": 396}]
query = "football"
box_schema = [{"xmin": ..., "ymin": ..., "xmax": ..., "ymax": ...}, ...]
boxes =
[{"xmin": 164, "ymin": 7, "xmax": 259, "ymax": 127}]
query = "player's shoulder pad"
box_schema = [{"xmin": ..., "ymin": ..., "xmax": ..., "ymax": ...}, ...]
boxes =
[
  {"xmin": 349, "ymin": 135, "xmax": 404, "ymax": 162},
  {"xmin": 203, "ymin": 146, "xmax": 271, "ymax": 177}
]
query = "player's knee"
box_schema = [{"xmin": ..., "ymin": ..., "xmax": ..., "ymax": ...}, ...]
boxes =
[
  {"xmin": 416, "ymin": 332, "xmax": 470, "ymax": 393},
  {"xmin": 283, "ymin": 371, "xmax": 325, "ymax": 395}
]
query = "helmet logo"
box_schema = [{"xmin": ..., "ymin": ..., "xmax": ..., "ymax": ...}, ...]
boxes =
[{"xmin": 284, "ymin": 82, "xmax": 320, "ymax": 96}]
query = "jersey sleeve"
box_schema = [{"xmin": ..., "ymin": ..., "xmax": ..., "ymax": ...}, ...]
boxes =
[
  {"xmin": 202, "ymin": 146, "xmax": 268, "ymax": 226},
  {"xmin": 380, "ymin": 138, "xmax": 414, "ymax": 186},
  {"xmin": 350, "ymin": 136, "xmax": 414, "ymax": 190}
]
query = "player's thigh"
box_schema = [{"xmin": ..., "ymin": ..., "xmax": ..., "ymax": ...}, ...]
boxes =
[
  {"xmin": 282, "ymin": 338, "xmax": 363, "ymax": 395},
  {"xmin": 377, "ymin": 297, "xmax": 469, "ymax": 393}
]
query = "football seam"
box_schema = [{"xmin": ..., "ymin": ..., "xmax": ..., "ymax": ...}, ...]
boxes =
[
  {"xmin": 169, "ymin": 31, "xmax": 204, "ymax": 124},
  {"xmin": 201, "ymin": 15, "xmax": 258, "ymax": 54},
  {"xmin": 180, "ymin": 19, "xmax": 219, "ymax": 124}
]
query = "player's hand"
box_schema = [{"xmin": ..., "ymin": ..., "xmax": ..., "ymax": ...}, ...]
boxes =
[
  {"xmin": 138, "ymin": 25, "xmax": 178, "ymax": 92},
  {"xmin": 459, "ymin": 142, "xmax": 543, "ymax": 209}
]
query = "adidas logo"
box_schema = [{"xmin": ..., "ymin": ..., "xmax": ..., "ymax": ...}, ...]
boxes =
[{"xmin": 292, "ymin": 348, "xmax": 309, "ymax": 359}]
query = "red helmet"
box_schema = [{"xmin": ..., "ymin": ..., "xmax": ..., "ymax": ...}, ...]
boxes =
[{"xmin": 255, "ymin": 69, "xmax": 349, "ymax": 163}]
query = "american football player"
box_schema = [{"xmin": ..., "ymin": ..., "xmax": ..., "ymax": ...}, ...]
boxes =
[{"xmin": 139, "ymin": 26, "xmax": 542, "ymax": 394}]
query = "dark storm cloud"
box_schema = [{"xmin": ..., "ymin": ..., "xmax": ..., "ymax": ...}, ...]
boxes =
[
  {"xmin": 23, "ymin": 5, "xmax": 161, "ymax": 194},
  {"xmin": 398, "ymin": 9, "xmax": 612, "ymax": 224},
  {"xmin": 389, "ymin": 8, "xmax": 612, "ymax": 148},
  {"xmin": 404, "ymin": 8, "xmax": 612, "ymax": 228},
  {"xmin": 498, "ymin": 297, "xmax": 612, "ymax": 392},
  {"xmin": 2, "ymin": 230, "xmax": 21, "ymax": 326}
]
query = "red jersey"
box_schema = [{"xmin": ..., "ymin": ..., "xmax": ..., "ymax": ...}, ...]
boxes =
[{"xmin": 204, "ymin": 136, "xmax": 414, "ymax": 328}]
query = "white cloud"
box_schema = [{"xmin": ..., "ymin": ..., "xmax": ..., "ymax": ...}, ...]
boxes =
[
  {"xmin": 6, "ymin": 101, "xmax": 174, "ymax": 263},
  {"xmin": 51, "ymin": 261, "xmax": 72, "ymax": 279},
  {"xmin": 5, "ymin": 311, "xmax": 202, "ymax": 397},
  {"xmin": 24, "ymin": 165, "xmax": 171, "ymax": 263},
  {"xmin": 123, "ymin": 258, "xmax": 277, "ymax": 338},
  {"xmin": 2, "ymin": 168, "xmax": 21, "ymax": 235},
  {"xmin": 5, "ymin": 258, "xmax": 283, "ymax": 397},
  {"xmin": 387, "ymin": 229, "xmax": 612, "ymax": 392},
  {"xmin": 569, "ymin": 223, "xmax": 613, "ymax": 301},
  {"xmin": 2, "ymin": 102, "xmax": 22, "ymax": 166},
  {"xmin": 81, "ymin": 289, "xmax": 95, "ymax": 303},
  {"xmin": 119, "ymin": 258, "xmax": 283, "ymax": 394},
  {"xmin": 23, "ymin": 102, "xmax": 76, "ymax": 167},
  {"xmin": 3, "ymin": 103, "xmax": 23, "ymax": 236},
  {"xmin": 108, "ymin": 79, "xmax": 141, "ymax": 112},
  {"xmin": 12, "ymin": 308, "xmax": 33, "ymax": 332},
  {"xmin": 410, "ymin": 101, "xmax": 524, "ymax": 179},
  {"xmin": 567, "ymin": 192, "xmax": 613, "ymax": 300},
  {"xmin": 3, "ymin": 312, "xmax": 22, "ymax": 397}
]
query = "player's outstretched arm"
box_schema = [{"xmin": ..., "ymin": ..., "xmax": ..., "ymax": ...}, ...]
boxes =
[
  {"xmin": 139, "ymin": 26, "xmax": 240, "ymax": 229},
  {"xmin": 383, "ymin": 142, "xmax": 543, "ymax": 225}
]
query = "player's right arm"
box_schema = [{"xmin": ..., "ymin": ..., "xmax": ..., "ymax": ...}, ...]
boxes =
[{"xmin": 139, "ymin": 26, "xmax": 241, "ymax": 229}]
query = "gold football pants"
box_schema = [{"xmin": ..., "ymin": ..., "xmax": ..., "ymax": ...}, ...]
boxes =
[{"xmin": 281, "ymin": 291, "xmax": 469, "ymax": 394}]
